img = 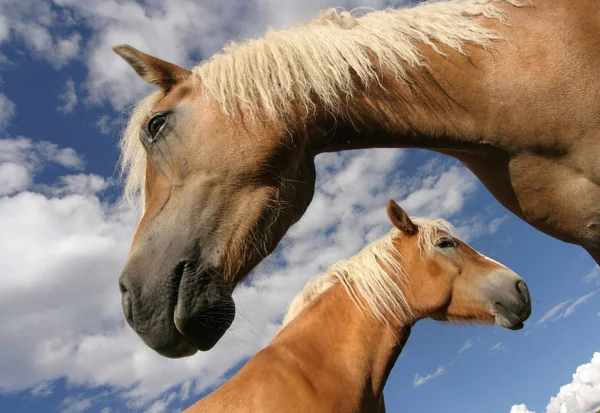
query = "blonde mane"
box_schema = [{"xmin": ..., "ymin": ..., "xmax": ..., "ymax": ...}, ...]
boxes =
[
  {"xmin": 120, "ymin": 0, "xmax": 524, "ymax": 206},
  {"xmin": 195, "ymin": 0, "xmax": 522, "ymax": 118},
  {"xmin": 279, "ymin": 217, "xmax": 454, "ymax": 330}
]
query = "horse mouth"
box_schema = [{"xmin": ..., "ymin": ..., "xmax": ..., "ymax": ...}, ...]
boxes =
[
  {"xmin": 173, "ymin": 262, "xmax": 236, "ymax": 352},
  {"xmin": 492, "ymin": 302, "xmax": 526, "ymax": 330}
]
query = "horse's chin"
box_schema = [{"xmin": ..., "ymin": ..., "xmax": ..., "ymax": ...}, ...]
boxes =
[
  {"xmin": 492, "ymin": 303, "xmax": 525, "ymax": 330},
  {"xmin": 173, "ymin": 306, "xmax": 234, "ymax": 352},
  {"xmin": 172, "ymin": 264, "xmax": 236, "ymax": 352},
  {"xmin": 151, "ymin": 335, "xmax": 199, "ymax": 358}
]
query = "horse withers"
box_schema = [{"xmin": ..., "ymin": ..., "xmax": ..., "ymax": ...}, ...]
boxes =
[{"xmin": 183, "ymin": 200, "xmax": 531, "ymax": 412}]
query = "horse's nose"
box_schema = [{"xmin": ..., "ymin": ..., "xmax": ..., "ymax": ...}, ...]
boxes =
[{"xmin": 483, "ymin": 271, "xmax": 532, "ymax": 330}]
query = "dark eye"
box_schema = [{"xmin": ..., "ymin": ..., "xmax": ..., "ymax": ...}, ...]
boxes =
[
  {"xmin": 147, "ymin": 114, "xmax": 167, "ymax": 141},
  {"xmin": 436, "ymin": 238, "xmax": 457, "ymax": 249}
]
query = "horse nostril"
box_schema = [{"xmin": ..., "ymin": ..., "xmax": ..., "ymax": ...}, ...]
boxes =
[
  {"xmin": 516, "ymin": 280, "xmax": 529, "ymax": 304},
  {"xmin": 119, "ymin": 280, "xmax": 128, "ymax": 295},
  {"xmin": 118, "ymin": 278, "xmax": 134, "ymax": 325}
]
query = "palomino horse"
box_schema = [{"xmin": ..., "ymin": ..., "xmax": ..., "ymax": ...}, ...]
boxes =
[
  {"xmin": 182, "ymin": 200, "xmax": 531, "ymax": 412},
  {"xmin": 115, "ymin": 0, "xmax": 598, "ymax": 356}
]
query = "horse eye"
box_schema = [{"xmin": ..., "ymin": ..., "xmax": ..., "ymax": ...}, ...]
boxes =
[
  {"xmin": 147, "ymin": 114, "xmax": 167, "ymax": 140},
  {"xmin": 436, "ymin": 238, "xmax": 457, "ymax": 249}
]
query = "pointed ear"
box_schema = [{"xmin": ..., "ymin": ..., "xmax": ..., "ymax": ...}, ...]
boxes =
[
  {"xmin": 387, "ymin": 199, "xmax": 418, "ymax": 235},
  {"xmin": 112, "ymin": 44, "xmax": 192, "ymax": 91}
]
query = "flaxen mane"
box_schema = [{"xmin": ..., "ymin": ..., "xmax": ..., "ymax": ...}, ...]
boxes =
[
  {"xmin": 120, "ymin": 0, "xmax": 523, "ymax": 207},
  {"xmin": 279, "ymin": 217, "xmax": 454, "ymax": 330},
  {"xmin": 195, "ymin": 0, "xmax": 522, "ymax": 118}
]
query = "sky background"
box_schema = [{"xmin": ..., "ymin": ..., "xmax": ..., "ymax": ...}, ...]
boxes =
[{"xmin": 0, "ymin": 0, "xmax": 598, "ymax": 412}]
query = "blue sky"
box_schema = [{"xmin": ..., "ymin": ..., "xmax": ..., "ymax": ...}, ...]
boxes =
[{"xmin": 0, "ymin": 1, "xmax": 598, "ymax": 413}]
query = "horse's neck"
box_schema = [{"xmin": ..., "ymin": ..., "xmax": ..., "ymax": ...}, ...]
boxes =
[
  {"xmin": 307, "ymin": 36, "xmax": 507, "ymax": 154},
  {"xmin": 274, "ymin": 284, "xmax": 412, "ymax": 411}
]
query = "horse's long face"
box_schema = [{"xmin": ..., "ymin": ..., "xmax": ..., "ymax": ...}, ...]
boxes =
[
  {"xmin": 386, "ymin": 201, "xmax": 532, "ymax": 330},
  {"xmin": 116, "ymin": 47, "xmax": 317, "ymax": 357}
]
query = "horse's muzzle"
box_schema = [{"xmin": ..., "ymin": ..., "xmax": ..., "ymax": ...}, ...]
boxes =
[
  {"xmin": 119, "ymin": 259, "xmax": 235, "ymax": 357},
  {"xmin": 483, "ymin": 271, "xmax": 532, "ymax": 330}
]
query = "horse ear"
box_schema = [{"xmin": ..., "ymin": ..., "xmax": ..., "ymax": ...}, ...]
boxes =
[
  {"xmin": 387, "ymin": 199, "xmax": 417, "ymax": 235},
  {"xmin": 112, "ymin": 44, "xmax": 192, "ymax": 91}
]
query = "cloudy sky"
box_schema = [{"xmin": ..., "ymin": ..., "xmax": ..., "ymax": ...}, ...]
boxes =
[{"xmin": 0, "ymin": 0, "xmax": 599, "ymax": 412}]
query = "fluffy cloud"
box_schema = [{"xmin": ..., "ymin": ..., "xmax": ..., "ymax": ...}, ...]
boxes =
[
  {"xmin": 510, "ymin": 405, "xmax": 535, "ymax": 413},
  {"xmin": 56, "ymin": 78, "xmax": 78, "ymax": 114},
  {"xmin": 60, "ymin": 396, "xmax": 94, "ymax": 413},
  {"xmin": 511, "ymin": 353, "xmax": 600, "ymax": 413},
  {"xmin": 0, "ymin": 183, "xmax": 135, "ymax": 392},
  {"xmin": 0, "ymin": 1, "xmax": 80, "ymax": 68},
  {"xmin": 0, "ymin": 161, "xmax": 29, "ymax": 195},
  {"xmin": 16, "ymin": 25, "xmax": 80, "ymax": 69},
  {"xmin": 95, "ymin": 116, "xmax": 120, "ymax": 136},
  {"xmin": 0, "ymin": 137, "xmax": 84, "ymax": 195}
]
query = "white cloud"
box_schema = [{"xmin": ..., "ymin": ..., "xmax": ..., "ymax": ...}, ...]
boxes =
[
  {"xmin": 453, "ymin": 214, "xmax": 509, "ymax": 243},
  {"xmin": 399, "ymin": 165, "xmax": 478, "ymax": 218},
  {"xmin": 60, "ymin": 396, "xmax": 93, "ymax": 413},
  {"xmin": 57, "ymin": 78, "xmax": 78, "ymax": 114},
  {"xmin": 0, "ymin": 0, "xmax": 81, "ymax": 69},
  {"xmin": 0, "ymin": 161, "xmax": 30, "ymax": 195},
  {"xmin": 563, "ymin": 291, "xmax": 598, "ymax": 318},
  {"xmin": 536, "ymin": 290, "xmax": 598, "ymax": 326},
  {"xmin": 511, "ymin": 353, "xmax": 600, "ymax": 413},
  {"xmin": 489, "ymin": 342, "xmax": 505, "ymax": 353},
  {"xmin": 0, "ymin": 138, "xmax": 85, "ymax": 195},
  {"xmin": 583, "ymin": 266, "xmax": 600, "ymax": 283},
  {"xmin": 0, "ymin": 93, "xmax": 15, "ymax": 130},
  {"xmin": 36, "ymin": 140, "xmax": 84, "ymax": 169},
  {"xmin": 30, "ymin": 381, "xmax": 53, "ymax": 397},
  {"xmin": 0, "ymin": 191, "xmax": 136, "ymax": 389},
  {"xmin": 510, "ymin": 405, "xmax": 535, "ymax": 413},
  {"xmin": 18, "ymin": 25, "xmax": 81, "ymax": 68},
  {"xmin": 455, "ymin": 339, "xmax": 474, "ymax": 356},
  {"xmin": 535, "ymin": 299, "xmax": 573, "ymax": 326},
  {"xmin": 96, "ymin": 116, "xmax": 120, "ymax": 135},
  {"xmin": 42, "ymin": 174, "xmax": 110, "ymax": 196},
  {"xmin": 414, "ymin": 365, "xmax": 446, "ymax": 388},
  {"xmin": 144, "ymin": 392, "xmax": 177, "ymax": 413}
]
